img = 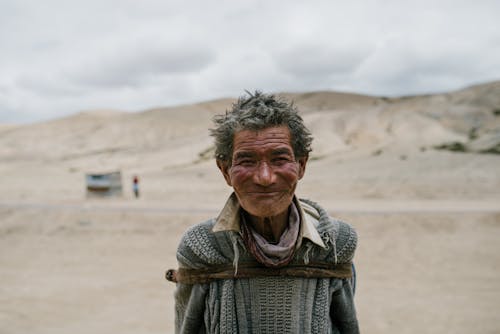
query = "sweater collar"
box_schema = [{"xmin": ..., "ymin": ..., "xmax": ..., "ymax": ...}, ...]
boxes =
[{"xmin": 212, "ymin": 192, "xmax": 326, "ymax": 249}]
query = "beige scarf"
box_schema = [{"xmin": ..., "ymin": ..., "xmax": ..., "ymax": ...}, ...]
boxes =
[{"xmin": 241, "ymin": 203, "xmax": 300, "ymax": 268}]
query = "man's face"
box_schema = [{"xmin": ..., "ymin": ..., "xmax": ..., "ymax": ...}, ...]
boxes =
[{"xmin": 218, "ymin": 126, "xmax": 308, "ymax": 218}]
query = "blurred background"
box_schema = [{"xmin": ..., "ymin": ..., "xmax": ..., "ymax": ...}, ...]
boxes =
[{"xmin": 1, "ymin": 1, "xmax": 499, "ymax": 333}]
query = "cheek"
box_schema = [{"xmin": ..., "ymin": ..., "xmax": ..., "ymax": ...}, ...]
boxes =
[
  {"xmin": 230, "ymin": 163, "xmax": 301, "ymax": 186},
  {"xmin": 278, "ymin": 164, "xmax": 301, "ymax": 183},
  {"xmin": 229, "ymin": 167, "xmax": 253, "ymax": 185}
]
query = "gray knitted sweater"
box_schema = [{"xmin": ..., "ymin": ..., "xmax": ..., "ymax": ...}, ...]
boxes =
[{"xmin": 174, "ymin": 199, "xmax": 359, "ymax": 333}]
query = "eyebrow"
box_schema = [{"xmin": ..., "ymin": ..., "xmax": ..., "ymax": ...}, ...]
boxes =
[
  {"xmin": 234, "ymin": 151, "xmax": 256, "ymax": 160},
  {"xmin": 234, "ymin": 148, "xmax": 293, "ymax": 160},
  {"xmin": 271, "ymin": 148, "xmax": 293, "ymax": 156}
]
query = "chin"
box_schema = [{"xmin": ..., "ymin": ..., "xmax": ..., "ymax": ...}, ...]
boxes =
[
  {"xmin": 246, "ymin": 205, "xmax": 287, "ymax": 219},
  {"xmin": 237, "ymin": 193, "xmax": 293, "ymax": 218}
]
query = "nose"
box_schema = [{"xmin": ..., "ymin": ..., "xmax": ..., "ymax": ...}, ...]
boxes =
[{"xmin": 254, "ymin": 161, "xmax": 275, "ymax": 186}]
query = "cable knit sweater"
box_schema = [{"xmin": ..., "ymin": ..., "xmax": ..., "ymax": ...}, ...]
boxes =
[{"xmin": 174, "ymin": 198, "xmax": 359, "ymax": 334}]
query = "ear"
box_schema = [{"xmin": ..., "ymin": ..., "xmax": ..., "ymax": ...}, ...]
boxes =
[
  {"xmin": 216, "ymin": 160, "xmax": 232, "ymax": 186},
  {"xmin": 297, "ymin": 155, "xmax": 308, "ymax": 180}
]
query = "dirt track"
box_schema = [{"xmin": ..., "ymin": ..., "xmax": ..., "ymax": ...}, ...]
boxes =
[{"xmin": 1, "ymin": 199, "xmax": 498, "ymax": 214}]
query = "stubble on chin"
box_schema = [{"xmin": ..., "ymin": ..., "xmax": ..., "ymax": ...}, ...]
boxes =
[{"xmin": 242, "ymin": 194, "xmax": 293, "ymax": 219}]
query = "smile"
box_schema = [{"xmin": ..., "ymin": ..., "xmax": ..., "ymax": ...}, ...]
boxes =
[{"xmin": 246, "ymin": 191, "xmax": 284, "ymax": 196}]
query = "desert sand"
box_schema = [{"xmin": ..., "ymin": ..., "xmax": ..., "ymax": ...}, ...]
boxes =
[{"xmin": 1, "ymin": 81, "xmax": 499, "ymax": 333}]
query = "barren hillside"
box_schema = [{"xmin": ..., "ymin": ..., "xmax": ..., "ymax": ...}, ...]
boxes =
[
  {"xmin": 1, "ymin": 82, "xmax": 498, "ymax": 161},
  {"xmin": 0, "ymin": 81, "xmax": 498, "ymax": 202}
]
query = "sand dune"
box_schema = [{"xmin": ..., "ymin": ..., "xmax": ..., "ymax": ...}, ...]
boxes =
[{"xmin": 0, "ymin": 81, "xmax": 499, "ymax": 333}]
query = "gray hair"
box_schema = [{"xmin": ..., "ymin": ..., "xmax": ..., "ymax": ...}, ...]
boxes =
[{"xmin": 210, "ymin": 91, "xmax": 313, "ymax": 163}]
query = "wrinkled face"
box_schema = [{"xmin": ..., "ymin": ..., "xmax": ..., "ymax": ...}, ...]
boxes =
[{"xmin": 218, "ymin": 126, "xmax": 308, "ymax": 218}]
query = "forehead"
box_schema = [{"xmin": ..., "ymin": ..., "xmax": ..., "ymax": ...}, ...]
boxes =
[{"xmin": 232, "ymin": 126, "xmax": 293, "ymax": 154}]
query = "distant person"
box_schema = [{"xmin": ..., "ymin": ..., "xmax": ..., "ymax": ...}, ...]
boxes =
[
  {"xmin": 132, "ymin": 175, "xmax": 139, "ymax": 198},
  {"xmin": 167, "ymin": 91, "xmax": 359, "ymax": 333}
]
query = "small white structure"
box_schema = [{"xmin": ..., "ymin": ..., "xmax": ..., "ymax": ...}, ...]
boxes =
[{"xmin": 85, "ymin": 171, "xmax": 123, "ymax": 197}]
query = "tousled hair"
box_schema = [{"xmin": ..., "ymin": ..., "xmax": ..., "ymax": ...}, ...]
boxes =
[{"xmin": 210, "ymin": 91, "xmax": 313, "ymax": 163}]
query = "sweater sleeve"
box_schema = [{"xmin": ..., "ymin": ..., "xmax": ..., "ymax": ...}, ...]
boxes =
[
  {"xmin": 174, "ymin": 220, "xmax": 227, "ymax": 333},
  {"xmin": 174, "ymin": 282, "xmax": 208, "ymax": 334},
  {"xmin": 329, "ymin": 220, "xmax": 359, "ymax": 333},
  {"xmin": 330, "ymin": 278, "xmax": 359, "ymax": 333}
]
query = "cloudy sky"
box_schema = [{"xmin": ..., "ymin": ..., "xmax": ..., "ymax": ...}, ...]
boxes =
[{"xmin": 1, "ymin": 0, "xmax": 499, "ymax": 123}]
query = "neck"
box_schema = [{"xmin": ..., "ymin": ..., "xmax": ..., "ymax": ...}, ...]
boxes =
[{"xmin": 244, "ymin": 208, "xmax": 290, "ymax": 243}]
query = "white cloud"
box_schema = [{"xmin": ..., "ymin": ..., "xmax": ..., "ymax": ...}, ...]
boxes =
[
  {"xmin": 273, "ymin": 43, "xmax": 372, "ymax": 79},
  {"xmin": 1, "ymin": 0, "xmax": 500, "ymax": 123},
  {"xmin": 66, "ymin": 39, "xmax": 215, "ymax": 88}
]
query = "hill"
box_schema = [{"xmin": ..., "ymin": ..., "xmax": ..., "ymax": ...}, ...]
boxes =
[
  {"xmin": 1, "ymin": 82, "xmax": 499, "ymax": 163},
  {"xmin": 0, "ymin": 81, "xmax": 498, "ymax": 202}
]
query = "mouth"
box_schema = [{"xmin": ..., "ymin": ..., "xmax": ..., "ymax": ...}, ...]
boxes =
[
  {"xmin": 251, "ymin": 190, "xmax": 279, "ymax": 193},
  {"xmin": 246, "ymin": 191, "xmax": 284, "ymax": 196}
]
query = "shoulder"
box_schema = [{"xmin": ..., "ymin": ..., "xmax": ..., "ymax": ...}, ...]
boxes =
[
  {"xmin": 176, "ymin": 219, "xmax": 234, "ymax": 269},
  {"xmin": 300, "ymin": 199, "xmax": 358, "ymax": 264},
  {"xmin": 314, "ymin": 216, "xmax": 357, "ymax": 264},
  {"xmin": 325, "ymin": 217, "xmax": 358, "ymax": 263}
]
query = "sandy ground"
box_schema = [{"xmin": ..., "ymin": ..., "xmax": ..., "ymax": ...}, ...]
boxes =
[
  {"xmin": 1, "ymin": 203, "xmax": 499, "ymax": 334},
  {"xmin": 1, "ymin": 150, "xmax": 499, "ymax": 334}
]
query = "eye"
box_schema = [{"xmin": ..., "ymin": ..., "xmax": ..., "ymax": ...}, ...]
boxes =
[
  {"xmin": 272, "ymin": 156, "xmax": 291, "ymax": 165},
  {"xmin": 237, "ymin": 159, "xmax": 256, "ymax": 166}
]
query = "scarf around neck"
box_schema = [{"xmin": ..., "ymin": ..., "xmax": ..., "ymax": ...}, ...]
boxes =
[{"xmin": 240, "ymin": 202, "xmax": 301, "ymax": 268}]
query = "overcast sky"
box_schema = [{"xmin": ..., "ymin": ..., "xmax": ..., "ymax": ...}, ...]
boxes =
[{"xmin": 1, "ymin": 0, "xmax": 499, "ymax": 123}]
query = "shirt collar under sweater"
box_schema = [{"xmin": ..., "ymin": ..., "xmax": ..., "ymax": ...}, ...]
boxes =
[{"xmin": 212, "ymin": 192, "xmax": 326, "ymax": 249}]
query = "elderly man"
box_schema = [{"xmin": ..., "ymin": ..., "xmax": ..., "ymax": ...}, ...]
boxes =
[{"xmin": 167, "ymin": 91, "xmax": 359, "ymax": 333}]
